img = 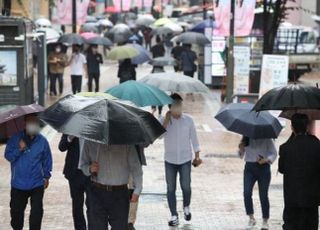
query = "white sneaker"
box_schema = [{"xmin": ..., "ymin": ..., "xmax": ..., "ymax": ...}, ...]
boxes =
[
  {"xmin": 247, "ymin": 218, "xmax": 256, "ymax": 228},
  {"xmin": 168, "ymin": 215, "xmax": 179, "ymax": 227},
  {"xmin": 261, "ymin": 221, "xmax": 269, "ymax": 230}
]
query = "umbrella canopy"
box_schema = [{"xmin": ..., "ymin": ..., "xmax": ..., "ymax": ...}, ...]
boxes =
[
  {"xmin": 172, "ymin": 32, "xmax": 210, "ymax": 45},
  {"xmin": 80, "ymin": 32, "xmax": 98, "ymax": 40},
  {"xmin": 80, "ymin": 23, "xmax": 99, "ymax": 33},
  {"xmin": 86, "ymin": 36, "xmax": 113, "ymax": 46},
  {"xmin": 253, "ymin": 84, "xmax": 320, "ymax": 112},
  {"xmin": 139, "ymin": 72, "xmax": 209, "ymax": 93},
  {"xmin": 107, "ymin": 45, "xmax": 139, "ymax": 60},
  {"xmin": 106, "ymin": 80, "xmax": 173, "ymax": 107},
  {"xmin": 58, "ymin": 33, "xmax": 85, "ymax": 45},
  {"xmin": 190, "ymin": 19, "xmax": 216, "ymax": 33},
  {"xmin": 164, "ymin": 23, "xmax": 183, "ymax": 33},
  {"xmin": 215, "ymin": 103, "xmax": 283, "ymax": 139},
  {"xmin": 35, "ymin": 18, "xmax": 52, "ymax": 28},
  {"xmin": 280, "ymin": 109, "xmax": 320, "ymax": 120},
  {"xmin": 76, "ymin": 92, "xmax": 117, "ymax": 100},
  {"xmin": 39, "ymin": 95, "xmax": 166, "ymax": 145},
  {"xmin": 136, "ymin": 14, "xmax": 155, "ymax": 26},
  {"xmin": 129, "ymin": 43, "xmax": 151, "ymax": 64},
  {"xmin": 0, "ymin": 104, "xmax": 45, "ymax": 138},
  {"xmin": 85, "ymin": 15, "xmax": 98, "ymax": 23},
  {"xmin": 153, "ymin": 17, "xmax": 173, "ymax": 27},
  {"xmin": 105, "ymin": 6, "xmax": 118, "ymax": 13},
  {"xmin": 98, "ymin": 19, "xmax": 114, "ymax": 27},
  {"xmin": 149, "ymin": 57, "xmax": 177, "ymax": 66},
  {"xmin": 36, "ymin": 28, "xmax": 60, "ymax": 44},
  {"xmin": 105, "ymin": 23, "xmax": 132, "ymax": 43}
]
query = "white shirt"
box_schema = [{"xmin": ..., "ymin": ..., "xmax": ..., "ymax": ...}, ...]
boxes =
[
  {"xmin": 161, "ymin": 113, "xmax": 200, "ymax": 165},
  {"xmin": 243, "ymin": 138, "xmax": 277, "ymax": 164},
  {"xmin": 70, "ymin": 53, "xmax": 86, "ymax": 76}
]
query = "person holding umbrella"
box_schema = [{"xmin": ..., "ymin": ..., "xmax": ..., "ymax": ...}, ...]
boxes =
[
  {"xmin": 279, "ymin": 114, "xmax": 320, "ymax": 230},
  {"xmin": 59, "ymin": 135, "xmax": 91, "ymax": 230},
  {"xmin": 68, "ymin": 45, "xmax": 87, "ymax": 94},
  {"xmin": 238, "ymin": 136, "xmax": 277, "ymax": 229},
  {"xmin": 180, "ymin": 44, "xmax": 197, "ymax": 78},
  {"xmin": 48, "ymin": 43, "xmax": 68, "ymax": 96},
  {"xmin": 79, "ymin": 142, "xmax": 143, "ymax": 230},
  {"xmin": 4, "ymin": 113, "xmax": 52, "ymax": 230},
  {"xmin": 161, "ymin": 93, "xmax": 202, "ymax": 227},
  {"xmin": 86, "ymin": 45, "xmax": 103, "ymax": 92}
]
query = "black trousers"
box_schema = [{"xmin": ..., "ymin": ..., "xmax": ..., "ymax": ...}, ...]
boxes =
[
  {"xmin": 71, "ymin": 75, "xmax": 82, "ymax": 94},
  {"xmin": 10, "ymin": 186, "xmax": 44, "ymax": 230},
  {"xmin": 89, "ymin": 184, "xmax": 129, "ymax": 230},
  {"xmin": 88, "ymin": 73, "xmax": 100, "ymax": 92},
  {"xmin": 68, "ymin": 176, "xmax": 91, "ymax": 230},
  {"xmin": 50, "ymin": 73, "xmax": 63, "ymax": 95},
  {"xmin": 283, "ymin": 206, "xmax": 319, "ymax": 230},
  {"xmin": 184, "ymin": 70, "xmax": 195, "ymax": 78}
]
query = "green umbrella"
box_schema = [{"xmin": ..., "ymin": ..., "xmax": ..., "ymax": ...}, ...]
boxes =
[
  {"xmin": 107, "ymin": 45, "xmax": 139, "ymax": 60},
  {"xmin": 105, "ymin": 80, "xmax": 173, "ymax": 107}
]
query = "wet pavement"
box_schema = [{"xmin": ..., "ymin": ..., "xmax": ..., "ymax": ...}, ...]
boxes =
[{"xmin": 0, "ymin": 61, "xmax": 310, "ymax": 229}]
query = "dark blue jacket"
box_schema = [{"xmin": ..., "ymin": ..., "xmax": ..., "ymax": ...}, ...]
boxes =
[{"xmin": 4, "ymin": 131, "xmax": 53, "ymax": 190}]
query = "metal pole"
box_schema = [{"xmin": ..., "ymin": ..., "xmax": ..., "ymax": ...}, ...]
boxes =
[
  {"xmin": 37, "ymin": 33, "xmax": 47, "ymax": 106},
  {"xmin": 72, "ymin": 0, "xmax": 77, "ymax": 33},
  {"xmin": 120, "ymin": 0, "xmax": 123, "ymax": 13},
  {"xmin": 226, "ymin": 0, "xmax": 235, "ymax": 103}
]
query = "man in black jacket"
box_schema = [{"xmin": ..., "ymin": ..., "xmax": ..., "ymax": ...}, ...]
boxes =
[
  {"xmin": 279, "ymin": 113, "xmax": 320, "ymax": 230},
  {"xmin": 59, "ymin": 135, "xmax": 91, "ymax": 230}
]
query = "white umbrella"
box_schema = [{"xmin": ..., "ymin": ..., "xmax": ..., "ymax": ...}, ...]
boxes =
[
  {"xmin": 36, "ymin": 27, "xmax": 60, "ymax": 44},
  {"xmin": 139, "ymin": 72, "xmax": 209, "ymax": 93},
  {"xmin": 98, "ymin": 19, "xmax": 114, "ymax": 27},
  {"xmin": 136, "ymin": 14, "xmax": 155, "ymax": 26},
  {"xmin": 164, "ymin": 23, "xmax": 183, "ymax": 33},
  {"xmin": 35, "ymin": 18, "xmax": 52, "ymax": 28}
]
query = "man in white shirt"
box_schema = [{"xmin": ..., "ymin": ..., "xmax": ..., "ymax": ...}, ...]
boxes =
[
  {"xmin": 161, "ymin": 93, "xmax": 202, "ymax": 227},
  {"xmin": 68, "ymin": 45, "xmax": 87, "ymax": 94}
]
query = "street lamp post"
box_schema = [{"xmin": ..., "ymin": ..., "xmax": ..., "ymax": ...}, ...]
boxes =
[{"xmin": 226, "ymin": 0, "xmax": 235, "ymax": 103}]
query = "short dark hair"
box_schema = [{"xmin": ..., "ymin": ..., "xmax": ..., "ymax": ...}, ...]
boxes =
[
  {"xmin": 156, "ymin": 36, "xmax": 161, "ymax": 43},
  {"xmin": 168, "ymin": 93, "xmax": 183, "ymax": 108},
  {"xmin": 291, "ymin": 113, "xmax": 309, "ymax": 134},
  {"xmin": 170, "ymin": 93, "xmax": 183, "ymax": 101}
]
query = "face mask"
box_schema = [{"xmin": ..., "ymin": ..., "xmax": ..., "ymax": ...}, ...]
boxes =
[
  {"xmin": 26, "ymin": 123, "xmax": 40, "ymax": 135},
  {"xmin": 171, "ymin": 105, "xmax": 182, "ymax": 116},
  {"xmin": 55, "ymin": 48, "xmax": 61, "ymax": 53}
]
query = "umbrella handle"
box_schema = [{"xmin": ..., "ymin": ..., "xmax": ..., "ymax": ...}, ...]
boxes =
[{"xmin": 95, "ymin": 144, "xmax": 100, "ymax": 162}]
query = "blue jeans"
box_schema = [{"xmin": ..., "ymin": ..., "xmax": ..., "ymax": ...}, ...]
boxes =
[
  {"xmin": 165, "ymin": 161, "xmax": 192, "ymax": 216},
  {"xmin": 244, "ymin": 162, "xmax": 271, "ymax": 219}
]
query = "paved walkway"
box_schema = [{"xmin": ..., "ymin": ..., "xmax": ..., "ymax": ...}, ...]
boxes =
[{"xmin": 0, "ymin": 62, "xmax": 294, "ymax": 229}]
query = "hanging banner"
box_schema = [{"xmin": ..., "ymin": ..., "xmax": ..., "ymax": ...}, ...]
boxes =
[
  {"xmin": 259, "ymin": 55, "xmax": 289, "ymax": 97},
  {"xmin": 52, "ymin": 0, "xmax": 90, "ymax": 25},
  {"xmin": 213, "ymin": 0, "xmax": 256, "ymax": 36},
  {"xmin": 234, "ymin": 45, "xmax": 250, "ymax": 94}
]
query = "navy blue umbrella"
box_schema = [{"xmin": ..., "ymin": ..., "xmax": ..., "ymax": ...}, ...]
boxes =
[
  {"xmin": 215, "ymin": 103, "xmax": 283, "ymax": 139},
  {"xmin": 190, "ymin": 19, "xmax": 216, "ymax": 33},
  {"xmin": 130, "ymin": 44, "xmax": 151, "ymax": 65}
]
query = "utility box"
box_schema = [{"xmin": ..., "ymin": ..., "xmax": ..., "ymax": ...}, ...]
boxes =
[{"xmin": 0, "ymin": 16, "xmax": 35, "ymax": 106}]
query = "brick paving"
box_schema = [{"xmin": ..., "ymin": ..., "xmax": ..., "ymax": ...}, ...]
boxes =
[{"xmin": 0, "ymin": 62, "xmax": 300, "ymax": 230}]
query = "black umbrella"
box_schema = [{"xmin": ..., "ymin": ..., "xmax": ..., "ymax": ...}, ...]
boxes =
[
  {"xmin": 149, "ymin": 57, "xmax": 177, "ymax": 66},
  {"xmin": 253, "ymin": 84, "xmax": 320, "ymax": 112},
  {"xmin": 58, "ymin": 33, "xmax": 85, "ymax": 45},
  {"xmin": 80, "ymin": 23, "xmax": 99, "ymax": 33},
  {"xmin": 39, "ymin": 95, "xmax": 166, "ymax": 145},
  {"xmin": 86, "ymin": 37, "xmax": 113, "ymax": 46},
  {"xmin": 215, "ymin": 103, "xmax": 283, "ymax": 139}
]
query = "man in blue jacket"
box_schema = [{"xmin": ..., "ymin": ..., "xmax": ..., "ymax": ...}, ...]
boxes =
[{"xmin": 4, "ymin": 114, "xmax": 53, "ymax": 230}]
